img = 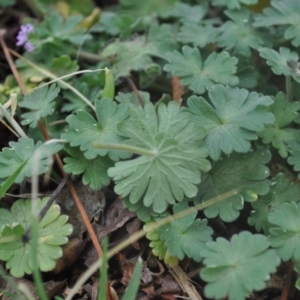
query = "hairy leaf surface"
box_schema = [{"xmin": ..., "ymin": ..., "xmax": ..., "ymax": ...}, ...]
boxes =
[{"xmin": 108, "ymin": 101, "xmax": 210, "ymax": 213}]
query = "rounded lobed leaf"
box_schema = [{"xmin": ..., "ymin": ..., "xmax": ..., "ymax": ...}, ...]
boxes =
[
  {"xmin": 0, "ymin": 198, "xmax": 73, "ymax": 277},
  {"xmin": 268, "ymin": 202, "xmax": 300, "ymax": 261},
  {"xmin": 108, "ymin": 101, "xmax": 210, "ymax": 214},
  {"xmin": 201, "ymin": 231, "xmax": 280, "ymax": 300},
  {"xmin": 187, "ymin": 85, "xmax": 275, "ymax": 160}
]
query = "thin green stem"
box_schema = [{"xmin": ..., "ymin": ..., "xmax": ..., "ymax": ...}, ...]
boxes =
[
  {"xmin": 286, "ymin": 75, "xmax": 292, "ymax": 102},
  {"xmin": 92, "ymin": 142, "xmax": 157, "ymax": 157}
]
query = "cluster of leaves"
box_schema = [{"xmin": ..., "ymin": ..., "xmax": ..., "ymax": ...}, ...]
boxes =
[{"xmin": 3, "ymin": 0, "xmax": 300, "ymax": 299}]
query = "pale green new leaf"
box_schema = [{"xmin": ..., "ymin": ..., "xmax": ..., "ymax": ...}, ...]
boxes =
[
  {"xmin": 164, "ymin": 47, "xmax": 238, "ymax": 94},
  {"xmin": 101, "ymin": 23, "xmax": 177, "ymax": 77},
  {"xmin": 217, "ymin": 9, "xmax": 271, "ymax": 57},
  {"xmin": 0, "ymin": 198, "xmax": 73, "ymax": 277},
  {"xmin": 212, "ymin": 0, "xmax": 257, "ymax": 9},
  {"xmin": 201, "ymin": 231, "xmax": 280, "ymax": 300},
  {"xmin": 186, "ymin": 85, "xmax": 275, "ymax": 160},
  {"xmin": 268, "ymin": 202, "xmax": 300, "ymax": 261},
  {"xmin": 0, "ymin": 138, "xmax": 62, "ymax": 183},
  {"xmin": 62, "ymin": 98, "xmax": 131, "ymax": 161},
  {"xmin": 258, "ymin": 92, "xmax": 300, "ymax": 158},
  {"xmin": 254, "ymin": 0, "xmax": 300, "ymax": 46},
  {"xmin": 19, "ymin": 84, "xmax": 60, "ymax": 128},
  {"xmin": 194, "ymin": 149, "xmax": 271, "ymax": 222},
  {"xmin": 63, "ymin": 144, "xmax": 113, "ymax": 190},
  {"xmin": 259, "ymin": 47, "xmax": 300, "ymax": 82},
  {"xmin": 248, "ymin": 173, "xmax": 300, "ymax": 234},
  {"xmin": 108, "ymin": 101, "xmax": 211, "ymax": 213},
  {"xmin": 158, "ymin": 202, "xmax": 213, "ymax": 261}
]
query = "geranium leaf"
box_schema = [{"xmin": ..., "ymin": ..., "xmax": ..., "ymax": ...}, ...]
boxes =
[
  {"xmin": 254, "ymin": 0, "xmax": 300, "ymax": 46},
  {"xmin": 258, "ymin": 92, "xmax": 300, "ymax": 157},
  {"xmin": 287, "ymin": 136, "xmax": 300, "ymax": 177},
  {"xmin": 186, "ymin": 85, "xmax": 275, "ymax": 160},
  {"xmin": 268, "ymin": 202, "xmax": 300, "ymax": 261},
  {"xmin": 108, "ymin": 101, "xmax": 211, "ymax": 214},
  {"xmin": 63, "ymin": 144, "xmax": 114, "ymax": 190},
  {"xmin": 212, "ymin": 0, "xmax": 258, "ymax": 9},
  {"xmin": 194, "ymin": 149, "xmax": 271, "ymax": 222},
  {"xmin": 216, "ymin": 9, "xmax": 271, "ymax": 57},
  {"xmin": 259, "ymin": 47, "xmax": 300, "ymax": 82},
  {"xmin": 101, "ymin": 23, "xmax": 177, "ymax": 77},
  {"xmin": 177, "ymin": 24, "xmax": 219, "ymax": 48},
  {"xmin": 248, "ymin": 173, "xmax": 300, "ymax": 234},
  {"xmin": 0, "ymin": 138, "xmax": 62, "ymax": 183},
  {"xmin": 158, "ymin": 202, "xmax": 213, "ymax": 261},
  {"xmin": 19, "ymin": 84, "xmax": 60, "ymax": 128},
  {"xmin": 164, "ymin": 47, "xmax": 238, "ymax": 94},
  {"xmin": 201, "ymin": 231, "xmax": 280, "ymax": 300},
  {"xmin": 0, "ymin": 198, "xmax": 73, "ymax": 277},
  {"xmin": 62, "ymin": 98, "xmax": 131, "ymax": 161}
]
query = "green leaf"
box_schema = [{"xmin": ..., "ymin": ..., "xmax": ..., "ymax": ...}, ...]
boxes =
[
  {"xmin": 158, "ymin": 202, "xmax": 213, "ymax": 261},
  {"xmin": 164, "ymin": 47, "xmax": 238, "ymax": 94},
  {"xmin": 62, "ymin": 98, "xmax": 131, "ymax": 161},
  {"xmin": 120, "ymin": 0, "xmax": 178, "ymax": 18},
  {"xmin": 259, "ymin": 47, "xmax": 300, "ymax": 82},
  {"xmin": 39, "ymin": 12, "xmax": 91, "ymax": 44},
  {"xmin": 115, "ymin": 91, "xmax": 151, "ymax": 106},
  {"xmin": 169, "ymin": 2, "xmax": 208, "ymax": 24},
  {"xmin": 186, "ymin": 85, "xmax": 275, "ymax": 160},
  {"xmin": 19, "ymin": 84, "xmax": 60, "ymax": 128},
  {"xmin": 201, "ymin": 231, "xmax": 280, "ymax": 300},
  {"xmin": 0, "ymin": 138, "xmax": 62, "ymax": 183},
  {"xmin": 268, "ymin": 202, "xmax": 300, "ymax": 261},
  {"xmin": 217, "ymin": 9, "xmax": 271, "ymax": 57},
  {"xmin": 101, "ymin": 23, "xmax": 177, "ymax": 77},
  {"xmin": 212, "ymin": 0, "xmax": 257, "ymax": 9},
  {"xmin": 108, "ymin": 101, "xmax": 211, "ymax": 214},
  {"xmin": 0, "ymin": 0, "xmax": 15, "ymax": 7},
  {"xmin": 236, "ymin": 57, "xmax": 258, "ymax": 89},
  {"xmin": 287, "ymin": 136, "xmax": 300, "ymax": 177},
  {"xmin": 258, "ymin": 92, "xmax": 300, "ymax": 158},
  {"xmin": 0, "ymin": 198, "xmax": 73, "ymax": 277},
  {"xmin": 49, "ymin": 55, "xmax": 79, "ymax": 78},
  {"xmin": 63, "ymin": 144, "xmax": 113, "ymax": 190},
  {"xmin": 177, "ymin": 24, "xmax": 219, "ymax": 48},
  {"xmin": 254, "ymin": 0, "xmax": 300, "ymax": 46},
  {"xmin": 194, "ymin": 149, "xmax": 271, "ymax": 222},
  {"xmin": 248, "ymin": 173, "xmax": 300, "ymax": 234}
]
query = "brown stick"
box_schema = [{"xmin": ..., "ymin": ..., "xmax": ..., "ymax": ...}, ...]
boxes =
[{"xmin": 280, "ymin": 260, "xmax": 295, "ymax": 300}]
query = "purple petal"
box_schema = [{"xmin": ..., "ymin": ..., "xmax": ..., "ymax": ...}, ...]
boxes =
[{"xmin": 24, "ymin": 42, "xmax": 34, "ymax": 52}]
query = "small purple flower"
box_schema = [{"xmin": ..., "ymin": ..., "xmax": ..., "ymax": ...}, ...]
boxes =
[{"xmin": 16, "ymin": 24, "xmax": 35, "ymax": 52}]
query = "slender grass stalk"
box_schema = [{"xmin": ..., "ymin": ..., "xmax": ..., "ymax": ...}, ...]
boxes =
[
  {"xmin": 92, "ymin": 142, "xmax": 158, "ymax": 157},
  {"xmin": 65, "ymin": 188, "xmax": 241, "ymax": 300},
  {"xmin": 98, "ymin": 238, "xmax": 108, "ymax": 300},
  {"xmin": 121, "ymin": 258, "xmax": 142, "ymax": 300},
  {"xmin": 30, "ymin": 217, "xmax": 48, "ymax": 300}
]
